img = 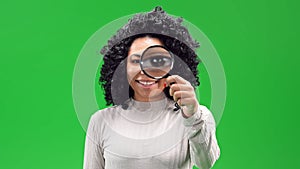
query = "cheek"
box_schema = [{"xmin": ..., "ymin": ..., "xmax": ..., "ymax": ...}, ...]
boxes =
[
  {"xmin": 158, "ymin": 79, "xmax": 166, "ymax": 88},
  {"xmin": 126, "ymin": 65, "xmax": 139, "ymax": 83}
]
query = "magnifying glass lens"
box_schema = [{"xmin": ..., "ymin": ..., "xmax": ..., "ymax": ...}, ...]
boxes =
[{"xmin": 141, "ymin": 46, "xmax": 173, "ymax": 79}]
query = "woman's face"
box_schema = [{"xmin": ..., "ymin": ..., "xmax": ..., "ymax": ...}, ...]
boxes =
[{"xmin": 127, "ymin": 36, "xmax": 166, "ymax": 102}]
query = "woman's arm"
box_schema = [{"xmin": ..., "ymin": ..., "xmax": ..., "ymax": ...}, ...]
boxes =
[
  {"xmin": 182, "ymin": 105, "xmax": 220, "ymax": 169},
  {"xmin": 83, "ymin": 114, "xmax": 105, "ymax": 169}
]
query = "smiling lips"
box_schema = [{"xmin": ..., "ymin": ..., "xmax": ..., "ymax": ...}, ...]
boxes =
[{"xmin": 135, "ymin": 80, "xmax": 158, "ymax": 87}]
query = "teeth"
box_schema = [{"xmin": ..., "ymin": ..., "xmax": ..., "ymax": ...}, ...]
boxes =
[{"xmin": 138, "ymin": 81, "xmax": 155, "ymax": 85}]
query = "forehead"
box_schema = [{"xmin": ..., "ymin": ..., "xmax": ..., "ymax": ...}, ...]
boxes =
[{"xmin": 128, "ymin": 37, "xmax": 163, "ymax": 56}]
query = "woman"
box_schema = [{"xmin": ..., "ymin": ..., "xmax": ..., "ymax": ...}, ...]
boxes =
[{"xmin": 84, "ymin": 6, "xmax": 220, "ymax": 169}]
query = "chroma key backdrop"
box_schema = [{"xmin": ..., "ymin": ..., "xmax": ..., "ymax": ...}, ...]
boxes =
[{"xmin": 0, "ymin": 0, "xmax": 299, "ymax": 169}]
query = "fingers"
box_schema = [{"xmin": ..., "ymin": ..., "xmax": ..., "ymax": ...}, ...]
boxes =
[
  {"xmin": 177, "ymin": 98, "xmax": 197, "ymax": 107},
  {"xmin": 166, "ymin": 75, "xmax": 198, "ymax": 115},
  {"xmin": 166, "ymin": 75, "xmax": 195, "ymax": 101},
  {"xmin": 166, "ymin": 75, "xmax": 191, "ymax": 86},
  {"xmin": 169, "ymin": 83, "xmax": 193, "ymax": 97},
  {"xmin": 172, "ymin": 91, "xmax": 195, "ymax": 102}
]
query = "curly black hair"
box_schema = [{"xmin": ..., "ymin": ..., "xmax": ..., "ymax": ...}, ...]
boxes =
[{"xmin": 99, "ymin": 6, "xmax": 201, "ymax": 106}]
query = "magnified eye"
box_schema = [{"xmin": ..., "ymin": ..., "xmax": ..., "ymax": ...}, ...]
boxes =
[
  {"xmin": 140, "ymin": 48, "xmax": 174, "ymax": 78},
  {"xmin": 143, "ymin": 55, "xmax": 172, "ymax": 68}
]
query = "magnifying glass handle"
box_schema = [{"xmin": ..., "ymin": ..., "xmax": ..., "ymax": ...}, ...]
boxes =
[
  {"xmin": 161, "ymin": 73, "xmax": 181, "ymax": 111},
  {"xmin": 171, "ymin": 82, "xmax": 181, "ymax": 111},
  {"xmin": 165, "ymin": 74, "xmax": 181, "ymax": 111},
  {"xmin": 174, "ymin": 102, "xmax": 181, "ymax": 111}
]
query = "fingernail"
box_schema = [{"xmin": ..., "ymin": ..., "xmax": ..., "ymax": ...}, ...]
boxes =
[{"xmin": 164, "ymin": 82, "xmax": 167, "ymax": 88}]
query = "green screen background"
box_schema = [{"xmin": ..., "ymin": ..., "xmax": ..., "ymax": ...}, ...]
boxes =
[{"xmin": 1, "ymin": 0, "xmax": 299, "ymax": 168}]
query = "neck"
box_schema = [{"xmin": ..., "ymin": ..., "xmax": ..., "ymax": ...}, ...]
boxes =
[{"xmin": 133, "ymin": 93, "xmax": 166, "ymax": 102}]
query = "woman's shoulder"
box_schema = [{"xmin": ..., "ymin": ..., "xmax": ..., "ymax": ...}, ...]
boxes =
[{"xmin": 89, "ymin": 104, "xmax": 123, "ymax": 123}]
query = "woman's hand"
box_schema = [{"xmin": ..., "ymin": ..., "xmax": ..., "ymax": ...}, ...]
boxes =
[{"xmin": 165, "ymin": 75, "xmax": 199, "ymax": 118}]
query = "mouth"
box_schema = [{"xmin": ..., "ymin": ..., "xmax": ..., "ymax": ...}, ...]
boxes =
[{"xmin": 135, "ymin": 80, "xmax": 158, "ymax": 87}]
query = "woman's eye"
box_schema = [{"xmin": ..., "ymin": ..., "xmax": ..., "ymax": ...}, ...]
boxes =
[{"xmin": 143, "ymin": 56, "xmax": 172, "ymax": 68}]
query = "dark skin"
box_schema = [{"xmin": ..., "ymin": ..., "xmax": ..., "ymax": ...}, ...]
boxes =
[
  {"xmin": 127, "ymin": 36, "xmax": 199, "ymax": 118},
  {"xmin": 166, "ymin": 75, "xmax": 199, "ymax": 118}
]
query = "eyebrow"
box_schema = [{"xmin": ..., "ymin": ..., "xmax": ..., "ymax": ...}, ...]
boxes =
[{"xmin": 129, "ymin": 54, "xmax": 141, "ymax": 58}]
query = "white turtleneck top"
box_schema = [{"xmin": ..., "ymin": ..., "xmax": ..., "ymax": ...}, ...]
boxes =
[{"xmin": 83, "ymin": 98, "xmax": 220, "ymax": 169}]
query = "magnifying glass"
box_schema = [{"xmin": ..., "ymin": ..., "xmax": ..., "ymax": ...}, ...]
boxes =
[
  {"xmin": 140, "ymin": 45, "xmax": 174, "ymax": 80},
  {"xmin": 140, "ymin": 45, "xmax": 180, "ymax": 111}
]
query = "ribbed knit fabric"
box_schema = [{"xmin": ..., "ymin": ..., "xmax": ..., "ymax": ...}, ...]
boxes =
[{"xmin": 84, "ymin": 98, "xmax": 220, "ymax": 169}]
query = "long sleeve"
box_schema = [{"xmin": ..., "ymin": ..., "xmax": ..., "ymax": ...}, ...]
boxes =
[
  {"xmin": 182, "ymin": 105, "xmax": 220, "ymax": 169},
  {"xmin": 83, "ymin": 114, "xmax": 105, "ymax": 169}
]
